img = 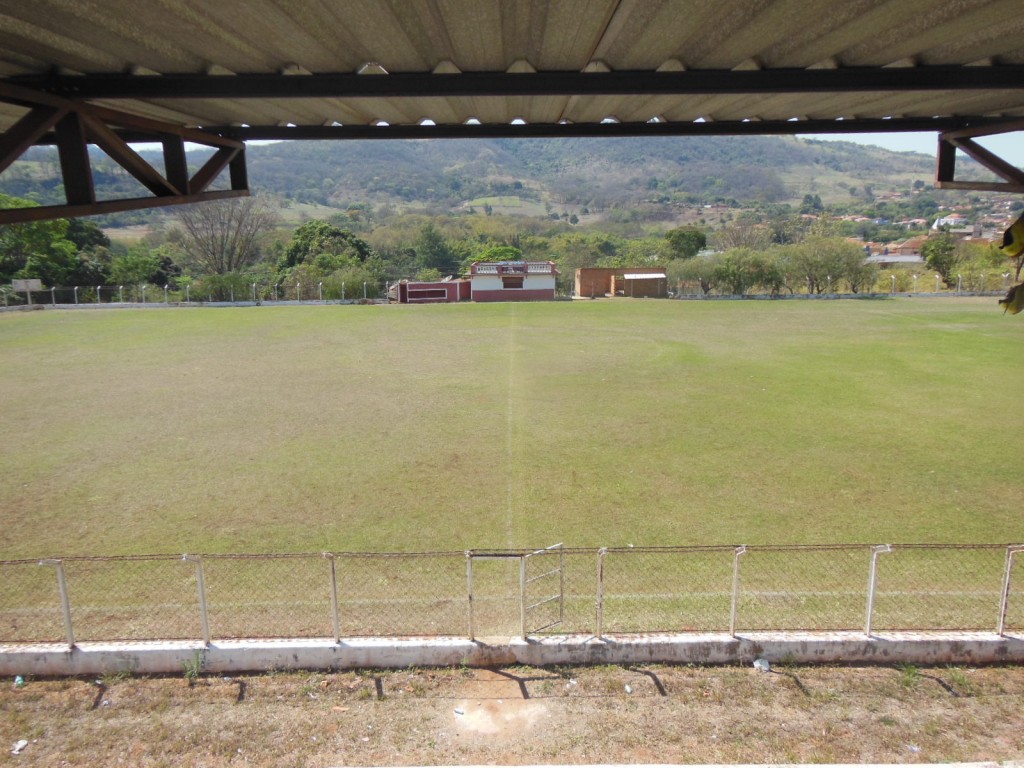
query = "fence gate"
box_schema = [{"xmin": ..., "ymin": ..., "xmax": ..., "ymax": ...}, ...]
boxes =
[
  {"xmin": 521, "ymin": 543, "xmax": 565, "ymax": 638},
  {"xmin": 467, "ymin": 544, "xmax": 564, "ymax": 639}
]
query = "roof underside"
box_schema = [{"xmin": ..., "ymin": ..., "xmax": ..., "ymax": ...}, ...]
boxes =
[
  {"xmin": 2, "ymin": 0, "xmax": 1024, "ymax": 137},
  {"xmin": 3, "ymin": 0, "xmax": 1024, "ymax": 223}
]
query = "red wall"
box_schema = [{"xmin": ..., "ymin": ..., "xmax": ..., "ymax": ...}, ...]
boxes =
[
  {"xmin": 399, "ymin": 280, "xmax": 471, "ymax": 303},
  {"xmin": 471, "ymin": 289, "xmax": 556, "ymax": 302}
]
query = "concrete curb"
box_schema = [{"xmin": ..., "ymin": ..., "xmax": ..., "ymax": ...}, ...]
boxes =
[{"xmin": 3, "ymin": 631, "xmax": 1023, "ymax": 676}]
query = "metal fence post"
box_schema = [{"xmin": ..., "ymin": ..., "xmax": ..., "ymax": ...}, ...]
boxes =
[
  {"xmin": 466, "ymin": 551, "xmax": 474, "ymax": 641},
  {"xmin": 519, "ymin": 554, "xmax": 527, "ymax": 640},
  {"xmin": 729, "ymin": 546, "xmax": 747, "ymax": 637},
  {"xmin": 864, "ymin": 544, "xmax": 892, "ymax": 637},
  {"xmin": 596, "ymin": 547, "xmax": 607, "ymax": 639},
  {"xmin": 559, "ymin": 546, "xmax": 565, "ymax": 626},
  {"xmin": 998, "ymin": 546, "xmax": 1024, "ymax": 636},
  {"xmin": 323, "ymin": 553, "xmax": 340, "ymax": 644},
  {"xmin": 40, "ymin": 559, "xmax": 74, "ymax": 649},
  {"xmin": 183, "ymin": 555, "xmax": 211, "ymax": 645}
]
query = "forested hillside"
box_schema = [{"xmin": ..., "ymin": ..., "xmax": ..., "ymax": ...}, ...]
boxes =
[
  {"xmin": 1, "ymin": 135, "xmax": 940, "ymax": 216},
  {"xmin": 241, "ymin": 135, "xmax": 938, "ymax": 210}
]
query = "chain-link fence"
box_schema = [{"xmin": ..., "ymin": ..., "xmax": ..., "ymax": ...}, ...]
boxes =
[
  {"xmin": 2, "ymin": 544, "xmax": 1022, "ymax": 645},
  {"xmin": 1, "ymin": 281, "xmax": 391, "ymax": 307}
]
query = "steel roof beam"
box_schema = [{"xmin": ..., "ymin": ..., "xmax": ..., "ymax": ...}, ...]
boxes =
[
  {"xmin": 11, "ymin": 66, "xmax": 1024, "ymax": 101},
  {"xmin": 204, "ymin": 116, "xmax": 1000, "ymax": 141}
]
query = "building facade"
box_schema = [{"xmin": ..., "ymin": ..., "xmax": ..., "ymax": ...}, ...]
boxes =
[{"xmin": 470, "ymin": 261, "xmax": 558, "ymax": 302}]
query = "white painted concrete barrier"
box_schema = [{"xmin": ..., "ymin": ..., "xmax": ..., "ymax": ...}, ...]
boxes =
[{"xmin": 2, "ymin": 631, "xmax": 1023, "ymax": 676}]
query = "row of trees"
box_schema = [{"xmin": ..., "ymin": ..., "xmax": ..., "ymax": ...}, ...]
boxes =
[
  {"xmin": 667, "ymin": 232, "xmax": 1014, "ymax": 297},
  {"xmin": 2, "ymin": 191, "xmax": 1017, "ymax": 302},
  {"xmin": 667, "ymin": 237, "xmax": 875, "ymax": 296}
]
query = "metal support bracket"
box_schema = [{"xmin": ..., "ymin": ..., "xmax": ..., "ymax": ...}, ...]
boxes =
[{"xmin": 936, "ymin": 120, "xmax": 1024, "ymax": 193}]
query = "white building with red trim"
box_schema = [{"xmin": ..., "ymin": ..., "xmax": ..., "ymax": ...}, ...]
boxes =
[{"xmin": 469, "ymin": 261, "xmax": 559, "ymax": 302}]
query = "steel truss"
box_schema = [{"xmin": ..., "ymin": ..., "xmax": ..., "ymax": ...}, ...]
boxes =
[{"xmin": 0, "ymin": 83, "xmax": 248, "ymax": 225}]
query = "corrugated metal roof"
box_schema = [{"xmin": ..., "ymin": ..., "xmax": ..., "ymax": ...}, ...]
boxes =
[
  {"xmin": 622, "ymin": 273, "xmax": 668, "ymax": 280},
  {"xmin": 1, "ymin": 0, "xmax": 1024, "ymax": 135}
]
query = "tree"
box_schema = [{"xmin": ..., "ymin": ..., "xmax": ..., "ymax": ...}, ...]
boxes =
[
  {"xmin": 710, "ymin": 223, "xmax": 773, "ymax": 251},
  {"xmin": 780, "ymin": 237, "xmax": 868, "ymax": 294},
  {"xmin": 176, "ymin": 196, "xmax": 278, "ymax": 275},
  {"xmin": 667, "ymin": 253, "xmax": 718, "ymax": 295},
  {"xmin": 477, "ymin": 245, "xmax": 522, "ymax": 263},
  {"xmin": 0, "ymin": 193, "xmax": 80, "ymax": 285},
  {"xmin": 416, "ymin": 223, "xmax": 459, "ymax": 276},
  {"xmin": 664, "ymin": 227, "xmax": 707, "ymax": 260},
  {"xmin": 713, "ymin": 248, "xmax": 776, "ymax": 295},
  {"xmin": 65, "ymin": 219, "xmax": 110, "ymax": 252},
  {"xmin": 921, "ymin": 234, "xmax": 960, "ymax": 287},
  {"xmin": 110, "ymin": 246, "xmax": 160, "ymax": 287},
  {"xmin": 279, "ymin": 219, "xmax": 372, "ymax": 274}
]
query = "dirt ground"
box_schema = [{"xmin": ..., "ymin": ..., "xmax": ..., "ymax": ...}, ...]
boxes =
[{"xmin": 3, "ymin": 663, "xmax": 1024, "ymax": 766}]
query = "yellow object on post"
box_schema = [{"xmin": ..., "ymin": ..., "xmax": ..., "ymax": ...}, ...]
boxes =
[
  {"xmin": 1000, "ymin": 213, "xmax": 1024, "ymax": 258},
  {"xmin": 999, "ymin": 283, "xmax": 1024, "ymax": 314}
]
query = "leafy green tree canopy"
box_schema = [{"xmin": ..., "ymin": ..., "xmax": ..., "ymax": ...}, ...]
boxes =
[
  {"xmin": 280, "ymin": 219, "xmax": 372, "ymax": 275},
  {"xmin": 110, "ymin": 246, "xmax": 160, "ymax": 287},
  {"xmin": 921, "ymin": 235, "xmax": 960, "ymax": 287},
  {"xmin": 664, "ymin": 227, "xmax": 707, "ymax": 259},
  {"xmin": 415, "ymin": 223, "xmax": 460, "ymax": 276},
  {"xmin": 0, "ymin": 193, "xmax": 90, "ymax": 286}
]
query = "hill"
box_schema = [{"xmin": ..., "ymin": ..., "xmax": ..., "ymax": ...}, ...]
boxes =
[
  {"xmin": 243, "ymin": 135, "xmax": 938, "ymax": 210},
  {"xmin": 0, "ymin": 135, "xmax": 945, "ymax": 224}
]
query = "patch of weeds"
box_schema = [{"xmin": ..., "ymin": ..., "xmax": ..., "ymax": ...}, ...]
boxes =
[
  {"xmin": 946, "ymin": 667, "xmax": 975, "ymax": 696},
  {"xmin": 101, "ymin": 669, "xmax": 133, "ymax": 686},
  {"xmin": 357, "ymin": 685, "xmax": 375, "ymax": 700},
  {"xmin": 182, "ymin": 651, "xmax": 205, "ymax": 686},
  {"xmin": 898, "ymin": 664, "xmax": 921, "ymax": 689},
  {"xmin": 299, "ymin": 677, "xmax": 323, "ymax": 698},
  {"xmin": 879, "ymin": 715, "xmax": 899, "ymax": 727}
]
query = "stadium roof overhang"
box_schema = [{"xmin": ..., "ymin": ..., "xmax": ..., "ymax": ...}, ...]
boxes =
[{"xmin": 2, "ymin": 0, "xmax": 1024, "ymax": 223}]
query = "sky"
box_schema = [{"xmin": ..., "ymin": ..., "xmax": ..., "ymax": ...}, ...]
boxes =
[{"xmin": 800, "ymin": 131, "xmax": 1024, "ymax": 167}]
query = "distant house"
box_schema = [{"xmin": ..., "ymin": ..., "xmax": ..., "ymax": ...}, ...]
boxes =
[
  {"xmin": 395, "ymin": 278, "xmax": 470, "ymax": 304},
  {"xmin": 932, "ymin": 213, "xmax": 967, "ymax": 229},
  {"xmin": 890, "ymin": 236, "xmax": 928, "ymax": 255},
  {"xmin": 575, "ymin": 267, "xmax": 669, "ymax": 298},
  {"xmin": 469, "ymin": 261, "xmax": 558, "ymax": 302}
]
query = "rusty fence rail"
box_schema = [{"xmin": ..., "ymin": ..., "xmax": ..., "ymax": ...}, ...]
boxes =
[{"xmin": 1, "ymin": 545, "xmax": 1022, "ymax": 646}]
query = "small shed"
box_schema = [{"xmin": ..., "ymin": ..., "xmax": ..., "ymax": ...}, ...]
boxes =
[
  {"xmin": 396, "ymin": 278, "xmax": 471, "ymax": 304},
  {"xmin": 575, "ymin": 267, "xmax": 669, "ymax": 298},
  {"xmin": 470, "ymin": 261, "xmax": 558, "ymax": 302},
  {"xmin": 613, "ymin": 272, "xmax": 668, "ymax": 298}
]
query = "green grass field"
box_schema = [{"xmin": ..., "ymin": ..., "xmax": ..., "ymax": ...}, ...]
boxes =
[{"xmin": 0, "ymin": 298, "xmax": 1021, "ymax": 560}]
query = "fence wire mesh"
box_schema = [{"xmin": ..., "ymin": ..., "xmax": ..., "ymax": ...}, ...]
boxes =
[
  {"xmin": 735, "ymin": 546, "xmax": 871, "ymax": 631},
  {"xmin": 334, "ymin": 552, "xmax": 466, "ymax": 637},
  {"xmin": 202, "ymin": 554, "xmax": 332, "ymax": 639},
  {"xmin": 1, "ymin": 544, "xmax": 1021, "ymax": 644},
  {"xmin": 0, "ymin": 561, "xmax": 65, "ymax": 643},
  {"xmin": 62, "ymin": 557, "xmax": 198, "ymax": 641},
  {"xmin": 601, "ymin": 547, "xmax": 735, "ymax": 633},
  {"xmin": 872, "ymin": 545, "xmax": 1008, "ymax": 631}
]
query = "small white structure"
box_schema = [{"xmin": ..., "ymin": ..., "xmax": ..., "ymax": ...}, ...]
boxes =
[{"xmin": 469, "ymin": 261, "xmax": 558, "ymax": 302}]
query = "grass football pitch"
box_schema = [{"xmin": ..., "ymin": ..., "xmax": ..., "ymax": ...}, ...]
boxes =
[{"xmin": 0, "ymin": 297, "xmax": 1020, "ymax": 560}]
